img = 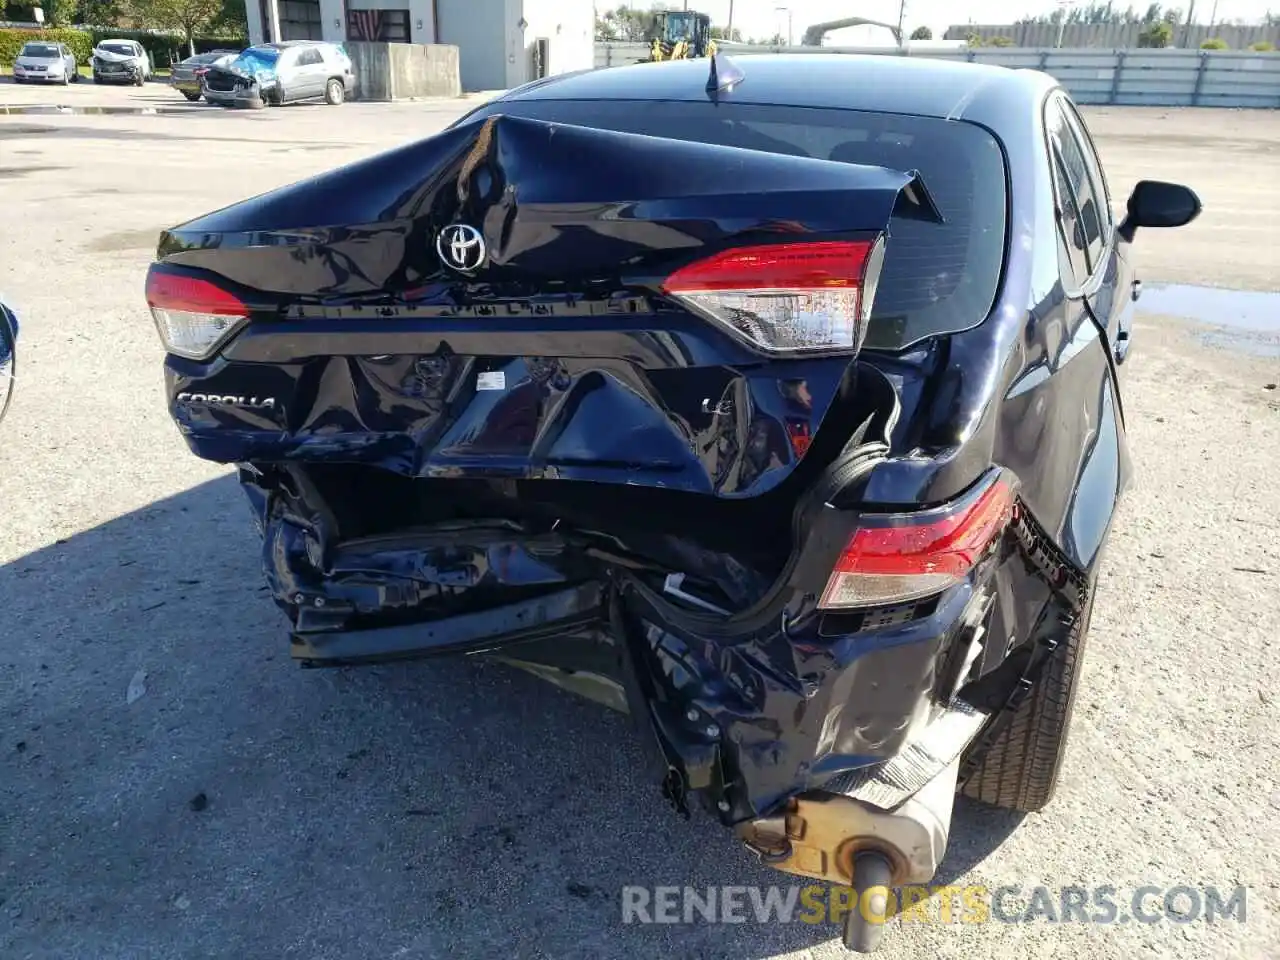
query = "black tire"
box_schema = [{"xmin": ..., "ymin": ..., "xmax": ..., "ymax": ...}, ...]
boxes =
[
  {"xmin": 182, "ymin": 90, "xmax": 201, "ymax": 102},
  {"xmin": 324, "ymin": 78, "xmax": 344, "ymax": 106},
  {"xmin": 960, "ymin": 593, "xmax": 1094, "ymax": 812},
  {"xmin": 13, "ymin": 77, "xmax": 24, "ymax": 84}
]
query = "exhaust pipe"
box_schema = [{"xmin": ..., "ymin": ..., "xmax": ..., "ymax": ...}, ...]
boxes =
[{"xmin": 738, "ymin": 756, "xmax": 961, "ymax": 953}]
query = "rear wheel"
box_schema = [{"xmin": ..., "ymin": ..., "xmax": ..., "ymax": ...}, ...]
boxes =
[
  {"xmin": 324, "ymin": 78, "xmax": 344, "ymax": 106},
  {"xmin": 182, "ymin": 90, "xmax": 201, "ymax": 102},
  {"xmin": 960, "ymin": 593, "xmax": 1094, "ymax": 812}
]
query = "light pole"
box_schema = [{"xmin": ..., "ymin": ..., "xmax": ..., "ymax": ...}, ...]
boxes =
[
  {"xmin": 775, "ymin": 6, "xmax": 793, "ymax": 46},
  {"xmin": 1054, "ymin": 0, "xmax": 1075, "ymax": 48},
  {"xmin": 727, "ymin": 0, "xmax": 734, "ymax": 40}
]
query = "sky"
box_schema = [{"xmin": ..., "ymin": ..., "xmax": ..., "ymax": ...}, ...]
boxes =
[{"xmin": 667, "ymin": 0, "xmax": 1277, "ymax": 43}]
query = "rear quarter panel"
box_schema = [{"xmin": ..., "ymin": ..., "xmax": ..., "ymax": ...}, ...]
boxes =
[{"xmin": 859, "ymin": 80, "xmax": 1130, "ymax": 579}]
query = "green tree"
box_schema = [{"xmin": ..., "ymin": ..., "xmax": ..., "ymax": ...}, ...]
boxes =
[
  {"xmin": 42, "ymin": 0, "xmax": 76, "ymax": 25},
  {"xmin": 211, "ymin": 0, "xmax": 245, "ymax": 35},
  {"xmin": 1248, "ymin": 40, "xmax": 1275, "ymax": 51},
  {"xmin": 595, "ymin": 5, "xmax": 655, "ymax": 41},
  {"xmin": 128, "ymin": 0, "xmax": 222, "ymax": 55},
  {"xmin": 1137, "ymin": 20, "xmax": 1173, "ymax": 45},
  {"xmin": 909, "ymin": 25, "xmax": 932, "ymax": 40},
  {"xmin": 709, "ymin": 25, "xmax": 742, "ymax": 41},
  {"xmin": 77, "ymin": 0, "xmax": 124, "ymax": 24},
  {"xmin": 988, "ymin": 35, "xmax": 1015, "ymax": 46},
  {"xmin": 1200, "ymin": 37, "xmax": 1228, "ymax": 48}
]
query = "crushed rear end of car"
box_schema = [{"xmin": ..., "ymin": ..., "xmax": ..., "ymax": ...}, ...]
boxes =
[{"xmin": 148, "ymin": 90, "xmax": 1091, "ymax": 950}]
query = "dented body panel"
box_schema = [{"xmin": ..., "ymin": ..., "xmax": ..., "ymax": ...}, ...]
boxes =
[{"xmin": 152, "ymin": 55, "xmax": 1134, "ymax": 855}]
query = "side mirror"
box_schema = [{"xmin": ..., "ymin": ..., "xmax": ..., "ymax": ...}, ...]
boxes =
[
  {"xmin": 1119, "ymin": 180, "xmax": 1201, "ymax": 241},
  {"xmin": 0, "ymin": 301, "xmax": 16, "ymax": 425}
]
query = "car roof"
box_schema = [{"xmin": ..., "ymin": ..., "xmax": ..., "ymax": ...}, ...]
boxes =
[
  {"xmin": 97, "ymin": 38, "xmax": 140, "ymax": 44},
  {"xmin": 262, "ymin": 40, "xmax": 336, "ymax": 48},
  {"xmin": 499, "ymin": 54, "xmax": 1056, "ymax": 128}
]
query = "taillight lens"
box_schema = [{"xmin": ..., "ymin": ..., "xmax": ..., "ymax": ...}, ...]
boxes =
[
  {"xmin": 661, "ymin": 237, "xmax": 885, "ymax": 353},
  {"xmin": 819, "ymin": 476, "xmax": 1016, "ymax": 610},
  {"xmin": 145, "ymin": 265, "xmax": 248, "ymax": 361}
]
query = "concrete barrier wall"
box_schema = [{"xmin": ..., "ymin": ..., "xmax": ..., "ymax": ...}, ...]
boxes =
[
  {"xmin": 348, "ymin": 42, "xmax": 461, "ymax": 100},
  {"xmin": 593, "ymin": 43, "xmax": 1280, "ymax": 108}
]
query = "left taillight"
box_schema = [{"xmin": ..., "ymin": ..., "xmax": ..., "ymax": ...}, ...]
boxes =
[
  {"xmin": 145, "ymin": 264, "xmax": 248, "ymax": 361},
  {"xmin": 819, "ymin": 475, "xmax": 1016, "ymax": 610},
  {"xmin": 660, "ymin": 236, "xmax": 886, "ymax": 353}
]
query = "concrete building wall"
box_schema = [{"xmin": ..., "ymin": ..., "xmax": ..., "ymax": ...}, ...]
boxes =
[
  {"xmin": 501, "ymin": 0, "xmax": 594, "ymax": 88},
  {"xmin": 436, "ymin": 0, "xmax": 506, "ymax": 90}
]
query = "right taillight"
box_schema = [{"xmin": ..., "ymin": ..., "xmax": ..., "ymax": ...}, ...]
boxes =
[
  {"xmin": 661, "ymin": 236, "xmax": 886, "ymax": 353},
  {"xmin": 819, "ymin": 476, "xmax": 1016, "ymax": 610},
  {"xmin": 145, "ymin": 264, "xmax": 249, "ymax": 361}
]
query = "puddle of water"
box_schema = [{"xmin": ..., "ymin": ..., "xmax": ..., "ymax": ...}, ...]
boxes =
[
  {"xmin": 1137, "ymin": 283, "xmax": 1280, "ymax": 359},
  {"xmin": 0, "ymin": 104, "xmax": 199, "ymax": 116},
  {"xmin": 1137, "ymin": 283, "xmax": 1280, "ymax": 334},
  {"xmin": 86, "ymin": 227, "xmax": 164, "ymax": 252}
]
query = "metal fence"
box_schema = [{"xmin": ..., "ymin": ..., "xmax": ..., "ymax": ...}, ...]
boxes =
[
  {"xmin": 941, "ymin": 22, "xmax": 1280, "ymax": 50},
  {"xmin": 592, "ymin": 43, "xmax": 1280, "ymax": 108}
]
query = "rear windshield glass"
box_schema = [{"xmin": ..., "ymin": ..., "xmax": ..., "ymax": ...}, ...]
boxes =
[
  {"xmin": 460, "ymin": 99, "xmax": 1008, "ymax": 351},
  {"xmin": 21, "ymin": 44, "xmax": 59, "ymax": 57}
]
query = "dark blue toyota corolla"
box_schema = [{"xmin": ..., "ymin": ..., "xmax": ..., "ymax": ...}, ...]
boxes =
[{"xmin": 146, "ymin": 54, "xmax": 1199, "ymax": 951}]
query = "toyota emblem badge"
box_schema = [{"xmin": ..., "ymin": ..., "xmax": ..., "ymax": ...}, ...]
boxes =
[{"xmin": 436, "ymin": 223, "xmax": 486, "ymax": 273}]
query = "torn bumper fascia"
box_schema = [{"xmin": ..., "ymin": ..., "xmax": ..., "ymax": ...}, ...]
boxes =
[
  {"xmin": 241, "ymin": 469, "xmax": 1088, "ymax": 830},
  {"xmin": 241, "ymin": 471, "xmax": 1090, "ymax": 834}
]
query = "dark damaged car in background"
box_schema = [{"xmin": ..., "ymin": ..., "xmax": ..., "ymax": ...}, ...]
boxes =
[{"xmin": 146, "ymin": 55, "xmax": 1200, "ymax": 951}]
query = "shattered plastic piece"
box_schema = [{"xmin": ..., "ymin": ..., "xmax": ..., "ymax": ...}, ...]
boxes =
[{"xmin": 126, "ymin": 668, "xmax": 147, "ymax": 704}]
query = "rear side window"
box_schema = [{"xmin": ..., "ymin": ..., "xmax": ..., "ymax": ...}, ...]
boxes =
[{"xmin": 461, "ymin": 99, "xmax": 1008, "ymax": 351}]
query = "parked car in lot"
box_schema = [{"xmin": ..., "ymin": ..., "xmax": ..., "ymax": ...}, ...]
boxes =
[
  {"xmin": 202, "ymin": 41, "xmax": 354, "ymax": 108},
  {"xmin": 92, "ymin": 39, "xmax": 151, "ymax": 86},
  {"xmin": 12, "ymin": 42, "xmax": 79, "ymax": 84},
  {"xmin": 170, "ymin": 49, "xmax": 239, "ymax": 102},
  {"xmin": 0, "ymin": 295, "xmax": 17, "ymax": 424},
  {"xmin": 146, "ymin": 54, "xmax": 1201, "ymax": 953}
]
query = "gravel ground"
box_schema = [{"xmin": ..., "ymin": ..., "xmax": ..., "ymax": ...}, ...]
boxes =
[{"xmin": 0, "ymin": 85, "xmax": 1278, "ymax": 960}]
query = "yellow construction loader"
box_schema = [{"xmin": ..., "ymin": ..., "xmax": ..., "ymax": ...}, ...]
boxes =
[{"xmin": 642, "ymin": 10, "xmax": 717, "ymax": 62}]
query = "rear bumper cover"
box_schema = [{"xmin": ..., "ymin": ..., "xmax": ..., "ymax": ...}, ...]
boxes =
[{"xmin": 246, "ymin": 467, "xmax": 1069, "ymax": 823}]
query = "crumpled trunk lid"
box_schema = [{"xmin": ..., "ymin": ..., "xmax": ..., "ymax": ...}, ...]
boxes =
[{"xmin": 158, "ymin": 114, "xmax": 932, "ymax": 499}]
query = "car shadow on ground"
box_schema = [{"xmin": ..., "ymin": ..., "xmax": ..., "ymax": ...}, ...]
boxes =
[{"xmin": 1, "ymin": 474, "xmax": 1027, "ymax": 958}]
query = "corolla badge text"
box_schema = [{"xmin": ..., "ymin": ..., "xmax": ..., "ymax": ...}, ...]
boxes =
[{"xmin": 176, "ymin": 393, "xmax": 278, "ymax": 410}]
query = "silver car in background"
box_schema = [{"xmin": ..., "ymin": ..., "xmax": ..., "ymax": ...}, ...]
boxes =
[{"xmin": 12, "ymin": 42, "xmax": 79, "ymax": 84}]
